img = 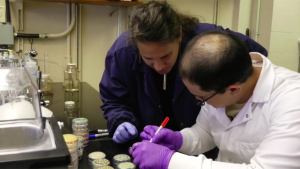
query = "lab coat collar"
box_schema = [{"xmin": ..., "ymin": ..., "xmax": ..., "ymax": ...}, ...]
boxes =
[
  {"xmin": 226, "ymin": 100, "xmax": 253, "ymax": 129},
  {"xmin": 214, "ymin": 100, "xmax": 254, "ymax": 129},
  {"xmin": 250, "ymin": 52, "xmax": 275, "ymax": 103}
]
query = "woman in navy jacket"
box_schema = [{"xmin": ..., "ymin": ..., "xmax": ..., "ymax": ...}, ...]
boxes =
[{"xmin": 99, "ymin": 1, "xmax": 267, "ymax": 159}]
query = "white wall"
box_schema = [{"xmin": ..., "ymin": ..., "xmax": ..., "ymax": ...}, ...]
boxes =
[
  {"xmin": 9, "ymin": 1, "xmax": 122, "ymax": 91},
  {"xmin": 10, "ymin": 1, "xmax": 76, "ymax": 82},
  {"xmin": 252, "ymin": 0, "xmax": 273, "ymax": 51},
  {"xmin": 9, "ymin": 0, "xmax": 231, "ymax": 91},
  {"xmin": 80, "ymin": 4, "xmax": 120, "ymax": 90},
  {"xmin": 250, "ymin": 0, "xmax": 300, "ymax": 72},
  {"xmin": 232, "ymin": 0, "xmax": 252, "ymax": 34},
  {"xmin": 218, "ymin": 0, "xmax": 234, "ymax": 30},
  {"xmin": 8, "ymin": 0, "xmax": 299, "ymax": 91},
  {"xmin": 166, "ymin": 0, "xmax": 215, "ymax": 23},
  {"xmin": 268, "ymin": 0, "xmax": 300, "ymax": 71}
]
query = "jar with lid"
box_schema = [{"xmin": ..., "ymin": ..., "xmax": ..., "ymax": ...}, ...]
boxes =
[
  {"xmin": 41, "ymin": 74, "xmax": 53, "ymax": 95},
  {"xmin": 65, "ymin": 101, "xmax": 78, "ymax": 118},
  {"xmin": 72, "ymin": 118, "xmax": 89, "ymax": 146},
  {"xmin": 64, "ymin": 63, "xmax": 79, "ymax": 92}
]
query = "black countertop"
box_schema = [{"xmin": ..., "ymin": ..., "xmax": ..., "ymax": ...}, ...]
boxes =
[{"xmin": 46, "ymin": 82, "xmax": 137, "ymax": 169}]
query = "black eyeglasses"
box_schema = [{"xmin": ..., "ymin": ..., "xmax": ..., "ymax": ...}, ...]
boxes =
[{"xmin": 195, "ymin": 88, "xmax": 223, "ymax": 106}]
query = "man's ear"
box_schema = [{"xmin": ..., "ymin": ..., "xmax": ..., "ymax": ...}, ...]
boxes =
[{"xmin": 227, "ymin": 83, "xmax": 242, "ymax": 96}]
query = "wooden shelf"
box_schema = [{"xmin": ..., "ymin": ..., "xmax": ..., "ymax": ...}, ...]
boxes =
[{"xmin": 26, "ymin": 0, "xmax": 143, "ymax": 7}]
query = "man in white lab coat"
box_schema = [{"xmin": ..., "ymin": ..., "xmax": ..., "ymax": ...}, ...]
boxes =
[{"xmin": 129, "ymin": 30, "xmax": 300, "ymax": 169}]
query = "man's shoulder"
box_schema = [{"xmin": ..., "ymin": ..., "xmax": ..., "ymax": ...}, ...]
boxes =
[{"xmin": 269, "ymin": 65, "xmax": 300, "ymax": 100}]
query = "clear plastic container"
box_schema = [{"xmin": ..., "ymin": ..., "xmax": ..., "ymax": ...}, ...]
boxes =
[
  {"xmin": 3, "ymin": 52, "xmax": 8, "ymax": 59},
  {"xmin": 24, "ymin": 61, "xmax": 38, "ymax": 82},
  {"xmin": 64, "ymin": 63, "xmax": 79, "ymax": 92},
  {"xmin": 72, "ymin": 118, "xmax": 89, "ymax": 146},
  {"xmin": 68, "ymin": 159, "xmax": 78, "ymax": 169},
  {"xmin": 8, "ymin": 50, "xmax": 14, "ymax": 59},
  {"xmin": 41, "ymin": 74, "xmax": 53, "ymax": 95},
  {"xmin": 68, "ymin": 146, "xmax": 78, "ymax": 168},
  {"xmin": 0, "ymin": 67, "xmax": 44, "ymax": 151}
]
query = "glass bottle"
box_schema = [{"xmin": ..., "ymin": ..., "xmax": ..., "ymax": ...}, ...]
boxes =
[
  {"xmin": 65, "ymin": 101, "xmax": 78, "ymax": 118},
  {"xmin": 41, "ymin": 74, "xmax": 53, "ymax": 95},
  {"xmin": 64, "ymin": 63, "xmax": 79, "ymax": 92}
]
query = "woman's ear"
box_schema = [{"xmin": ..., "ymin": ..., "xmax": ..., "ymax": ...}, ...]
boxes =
[{"xmin": 178, "ymin": 26, "xmax": 182, "ymax": 43}]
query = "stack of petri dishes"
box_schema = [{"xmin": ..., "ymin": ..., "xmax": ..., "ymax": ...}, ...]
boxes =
[
  {"xmin": 63, "ymin": 134, "xmax": 79, "ymax": 169},
  {"xmin": 76, "ymin": 136, "xmax": 84, "ymax": 160},
  {"xmin": 72, "ymin": 118, "xmax": 89, "ymax": 147},
  {"xmin": 96, "ymin": 166, "xmax": 114, "ymax": 169},
  {"xmin": 117, "ymin": 162, "xmax": 136, "ymax": 169},
  {"xmin": 88, "ymin": 151, "xmax": 107, "ymax": 167},
  {"xmin": 92, "ymin": 159, "xmax": 111, "ymax": 168},
  {"xmin": 113, "ymin": 154, "xmax": 131, "ymax": 168}
]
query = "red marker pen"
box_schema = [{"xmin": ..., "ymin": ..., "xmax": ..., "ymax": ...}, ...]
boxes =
[{"xmin": 150, "ymin": 117, "xmax": 169, "ymax": 142}]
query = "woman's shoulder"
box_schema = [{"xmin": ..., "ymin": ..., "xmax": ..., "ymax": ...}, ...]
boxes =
[
  {"xmin": 108, "ymin": 31, "xmax": 135, "ymax": 55},
  {"xmin": 194, "ymin": 23, "xmax": 221, "ymax": 34},
  {"xmin": 106, "ymin": 31, "xmax": 139, "ymax": 70}
]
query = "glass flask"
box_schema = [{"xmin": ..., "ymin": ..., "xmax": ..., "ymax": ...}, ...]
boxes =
[
  {"xmin": 41, "ymin": 74, "xmax": 53, "ymax": 95},
  {"xmin": 64, "ymin": 63, "xmax": 79, "ymax": 92}
]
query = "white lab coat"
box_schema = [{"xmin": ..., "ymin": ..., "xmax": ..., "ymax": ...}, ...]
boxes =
[{"xmin": 168, "ymin": 53, "xmax": 300, "ymax": 169}]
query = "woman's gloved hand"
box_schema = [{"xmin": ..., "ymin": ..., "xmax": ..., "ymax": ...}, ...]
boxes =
[
  {"xmin": 140, "ymin": 125, "xmax": 183, "ymax": 151},
  {"xmin": 129, "ymin": 142, "xmax": 175, "ymax": 169},
  {"xmin": 113, "ymin": 122, "xmax": 138, "ymax": 143}
]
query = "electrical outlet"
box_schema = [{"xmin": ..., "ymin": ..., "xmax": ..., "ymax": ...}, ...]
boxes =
[{"xmin": 0, "ymin": 6, "xmax": 6, "ymax": 23}]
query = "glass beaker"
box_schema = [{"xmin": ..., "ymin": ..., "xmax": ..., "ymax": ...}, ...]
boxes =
[{"xmin": 64, "ymin": 63, "xmax": 79, "ymax": 92}]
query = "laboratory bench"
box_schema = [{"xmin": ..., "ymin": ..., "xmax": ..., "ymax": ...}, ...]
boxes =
[{"xmin": 46, "ymin": 82, "xmax": 138, "ymax": 169}]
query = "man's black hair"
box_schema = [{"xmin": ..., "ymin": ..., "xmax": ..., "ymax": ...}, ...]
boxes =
[{"xmin": 179, "ymin": 30, "xmax": 253, "ymax": 93}]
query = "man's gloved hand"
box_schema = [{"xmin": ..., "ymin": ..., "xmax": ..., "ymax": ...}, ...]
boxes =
[
  {"xmin": 113, "ymin": 122, "xmax": 138, "ymax": 143},
  {"xmin": 129, "ymin": 142, "xmax": 175, "ymax": 169},
  {"xmin": 140, "ymin": 125, "xmax": 183, "ymax": 151}
]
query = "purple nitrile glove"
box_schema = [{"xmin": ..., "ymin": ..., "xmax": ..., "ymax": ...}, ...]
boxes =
[
  {"xmin": 129, "ymin": 142, "xmax": 175, "ymax": 169},
  {"xmin": 113, "ymin": 122, "xmax": 138, "ymax": 143},
  {"xmin": 140, "ymin": 125, "xmax": 183, "ymax": 151}
]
